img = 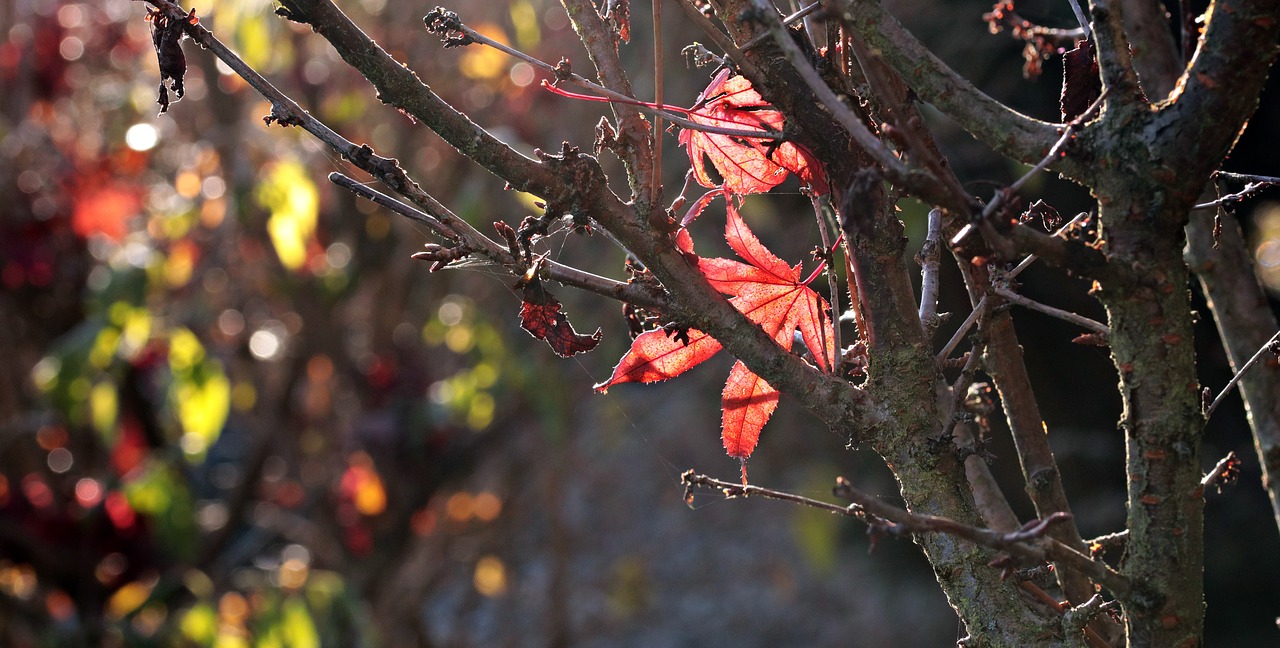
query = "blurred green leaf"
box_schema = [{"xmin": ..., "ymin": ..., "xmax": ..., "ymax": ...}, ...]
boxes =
[
  {"xmin": 125, "ymin": 460, "xmax": 198, "ymax": 562},
  {"xmin": 168, "ymin": 328, "xmax": 230, "ymax": 462}
]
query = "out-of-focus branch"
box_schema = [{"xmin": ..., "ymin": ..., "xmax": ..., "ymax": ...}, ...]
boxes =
[
  {"xmin": 1187, "ymin": 206, "xmax": 1280, "ymax": 535},
  {"xmin": 1119, "ymin": 0, "xmax": 1182, "ymax": 100}
]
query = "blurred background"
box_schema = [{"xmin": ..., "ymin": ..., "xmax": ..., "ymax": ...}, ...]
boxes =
[{"xmin": 0, "ymin": 0, "xmax": 1277, "ymax": 645}]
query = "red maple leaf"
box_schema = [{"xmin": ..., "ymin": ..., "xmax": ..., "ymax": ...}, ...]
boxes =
[
  {"xmin": 519, "ymin": 272, "xmax": 602, "ymax": 357},
  {"xmin": 595, "ymin": 200, "xmax": 834, "ymax": 470},
  {"xmin": 516, "ymin": 256, "xmax": 601, "ymax": 357},
  {"xmin": 679, "ymin": 69, "xmax": 827, "ymax": 196}
]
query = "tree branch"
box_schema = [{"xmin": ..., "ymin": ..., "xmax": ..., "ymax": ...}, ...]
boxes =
[
  {"xmin": 832, "ymin": 0, "xmax": 1066, "ymax": 170},
  {"xmin": 1119, "ymin": 0, "xmax": 1183, "ymax": 100},
  {"xmin": 329, "ymin": 173, "xmax": 669, "ymax": 310},
  {"xmin": 271, "ymin": 0, "xmax": 574, "ymax": 200},
  {"xmin": 1187, "ymin": 208, "xmax": 1280, "ymax": 534},
  {"xmin": 991, "ymin": 287, "xmax": 1111, "ymax": 335},
  {"xmin": 1088, "ymin": 0, "xmax": 1146, "ymax": 105},
  {"xmin": 682, "ymin": 467, "xmax": 1132, "ymax": 603},
  {"xmin": 558, "ymin": 0, "xmax": 657, "ymax": 208},
  {"xmin": 918, "ymin": 209, "xmax": 943, "ymax": 327},
  {"xmin": 1155, "ymin": 0, "xmax": 1280, "ymax": 184}
]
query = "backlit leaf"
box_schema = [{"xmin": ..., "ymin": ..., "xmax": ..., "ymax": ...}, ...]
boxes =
[
  {"xmin": 597, "ymin": 202, "xmax": 835, "ymax": 466},
  {"xmin": 518, "ymin": 269, "xmax": 601, "ymax": 357},
  {"xmin": 679, "ymin": 71, "xmax": 827, "ymax": 196}
]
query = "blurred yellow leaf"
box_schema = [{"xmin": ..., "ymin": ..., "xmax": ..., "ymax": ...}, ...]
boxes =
[
  {"xmin": 179, "ymin": 602, "xmax": 218, "ymax": 644},
  {"xmin": 281, "ymin": 596, "xmax": 320, "ymax": 647},
  {"xmin": 168, "ymin": 328, "xmax": 207, "ymax": 372},
  {"xmin": 257, "ymin": 160, "xmax": 318, "ymax": 272},
  {"xmin": 473, "ymin": 555, "xmax": 508, "ymax": 597},
  {"xmin": 509, "ymin": 0, "xmax": 541, "ymax": 50},
  {"xmin": 89, "ymin": 382, "xmax": 117, "ymax": 437},
  {"xmin": 106, "ymin": 580, "xmax": 153, "ymax": 619},
  {"xmin": 460, "ymin": 23, "xmax": 510, "ymax": 81}
]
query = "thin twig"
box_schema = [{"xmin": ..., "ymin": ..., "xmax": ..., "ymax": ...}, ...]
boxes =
[
  {"xmin": 1066, "ymin": 0, "xmax": 1092, "ymax": 39},
  {"xmin": 681, "ymin": 470, "xmax": 858, "ymax": 517},
  {"xmin": 812, "ymin": 195, "xmax": 841, "ymax": 372},
  {"xmin": 938, "ymin": 303, "xmax": 986, "ymax": 363},
  {"xmin": 749, "ymin": 0, "xmax": 946, "ymax": 207},
  {"xmin": 1199, "ymin": 451, "xmax": 1241, "ymax": 492},
  {"xmin": 330, "ymin": 173, "xmax": 669, "ymax": 310},
  {"xmin": 1193, "ymin": 172, "xmax": 1280, "ymax": 210},
  {"xmin": 739, "ymin": 1, "xmax": 825, "ymax": 51},
  {"xmin": 937, "ymin": 213, "xmax": 1091, "ymax": 362},
  {"xmin": 440, "ymin": 19, "xmax": 783, "ymax": 140},
  {"xmin": 652, "ymin": 0, "xmax": 664, "ymax": 209},
  {"xmin": 681, "ymin": 470, "xmax": 1130, "ymax": 598},
  {"xmin": 991, "ymin": 287, "xmax": 1110, "ymax": 335},
  {"xmin": 1206, "ymin": 328, "xmax": 1280, "ymax": 419},
  {"xmin": 952, "ymin": 89, "xmax": 1109, "ymax": 248}
]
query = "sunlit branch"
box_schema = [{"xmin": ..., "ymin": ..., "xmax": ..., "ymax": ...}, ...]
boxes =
[
  {"xmin": 991, "ymin": 287, "xmax": 1110, "ymax": 335},
  {"xmin": 952, "ymin": 89, "xmax": 1108, "ymax": 248},
  {"xmin": 684, "ymin": 470, "xmax": 1136, "ymax": 599},
  {"xmin": 1206, "ymin": 329, "xmax": 1280, "ymax": 420},
  {"xmin": 1193, "ymin": 173, "xmax": 1280, "ymax": 210},
  {"xmin": 832, "ymin": 0, "xmax": 1064, "ymax": 170},
  {"xmin": 919, "ymin": 209, "xmax": 943, "ymax": 327}
]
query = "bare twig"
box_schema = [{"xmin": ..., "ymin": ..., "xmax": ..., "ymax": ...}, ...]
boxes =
[
  {"xmin": 427, "ymin": 7, "xmax": 782, "ymax": 141},
  {"xmin": 938, "ymin": 213, "xmax": 1092, "ymax": 362},
  {"xmin": 739, "ymin": 1, "xmax": 825, "ymax": 51},
  {"xmin": 681, "ymin": 470, "xmax": 1130, "ymax": 598},
  {"xmin": 991, "ymin": 287, "xmax": 1110, "ymax": 335},
  {"xmin": 938, "ymin": 302, "xmax": 986, "ymax": 363},
  {"xmin": 329, "ymin": 173, "xmax": 669, "ymax": 310},
  {"xmin": 675, "ymin": 0, "xmax": 761, "ymax": 79},
  {"xmin": 1206, "ymin": 329, "xmax": 1280, "ymax": 419},
  {"xmin": 952, "ymin": 90, "xmax": 1108, "ymax": 248},
  {"xmin": 1193, "ymin": 172, "xmax": 1280, "ymax": 210},
  {"xmin": 681, "ymin": 470, "xmax": 858, "ymax": 517},
  {"xmin": 1066, "ymin": 0, "xmax": 1092, "ymax": 39},
  {"xmin": 1198, "ymin": 451, "xmax": 1241, "ymax": 492},
  {"xmin": 651, "ymin": 0, "xmax": 664, "ymax": 209},
  {"xmin": 812, "ymin": 195, "xmax": 840, "ymax": 371},
  {"xmin": 748, "ymin": 0, "xmax": 974, "ymax": 214},
  {"xmin": 831, "ymin": 0, "xmax": 1064, "ymax": 169}
]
